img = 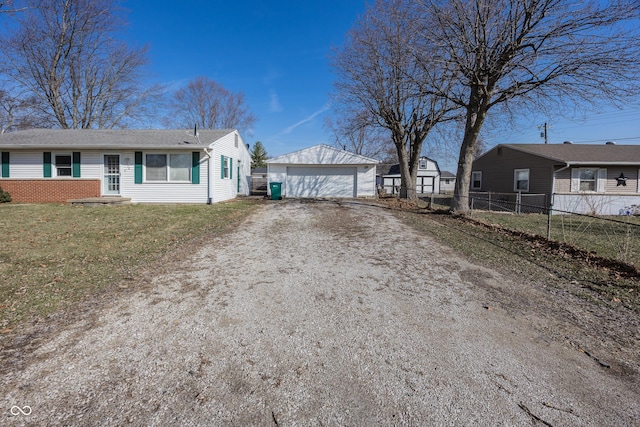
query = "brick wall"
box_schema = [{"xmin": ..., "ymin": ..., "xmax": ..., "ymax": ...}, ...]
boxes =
[{"xmin": 0, "ymin": 179, "xmax": 101, "ymax": 203}]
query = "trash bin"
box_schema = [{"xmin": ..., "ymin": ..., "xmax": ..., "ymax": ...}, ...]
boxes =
[{"xmin": 269, "ymin": 182, "xmax": 282, "ymax": 200}]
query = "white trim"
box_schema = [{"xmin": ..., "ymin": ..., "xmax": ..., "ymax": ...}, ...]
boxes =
[
  {"xmin": 53, "ymin": 152, "xmax": 73, "ymax": 177},
  {"xmin": 513, "ymin": 168, "xmax": 530, "ymax": 192},
  {"xmin": 471, "ymin": 171, "xmax": 482, "ymax": 190},
  {"xmin": 102, "ymin": 153, "xmax": 121, "ymax": 196},
  {"xmin": 143, "ymin": 152, "xmax": 191, "ymax": 183}
]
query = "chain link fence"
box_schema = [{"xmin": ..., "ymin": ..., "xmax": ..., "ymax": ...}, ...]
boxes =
[{"xmin": 423, "ymin": 192, "xmax": 640, "ymax": 268}]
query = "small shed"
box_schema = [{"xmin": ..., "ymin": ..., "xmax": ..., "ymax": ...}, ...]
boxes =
[
  {"xmin": 381, "ymin": 156, "xmax": 441, "ymax": 195},
  {"xmin": 440, "ymin": 171, "xmax": 456, "ymax": 194},
  {"xmin": 266, "ymin": 144, "xmax": 378, "ymax": 198}
]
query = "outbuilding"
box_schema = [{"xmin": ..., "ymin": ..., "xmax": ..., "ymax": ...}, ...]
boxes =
[
  {"xmin": 381, "ymin": 156, "xmax": 441, "ymax": 195},
  {"xmin": 266, "ymin": 144, "xmax": 378, "ymax": 198}
]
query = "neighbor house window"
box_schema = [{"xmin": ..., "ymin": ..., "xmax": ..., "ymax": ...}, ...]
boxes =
[
  {"xmin": 579, "ymin": 168, "xmax": 596, "ymax": 191},
  {"xmin": 419, "ymin": 158, "xmax": 428, "ymax": 169},
  {"xmin": 223, "ymin": 156, "xmax": 229, "ymax": 178},
  {"xmin": 55, "ymin": 155, "xmax": 72, "ymax": 177},
  {"xmin": 571, "ymin": 168, "xmax": 607, "ymax": 192},
  {"xmin": 514, "ymin": 169, "xmax": 530, "ymax": 192},
  {"xmin": 471, "ymin": 171, "xmax": 482, "ymax": 190},
  {"xmin": 145, "ymin": 153, "xmax": 191, "ymax": 182}
]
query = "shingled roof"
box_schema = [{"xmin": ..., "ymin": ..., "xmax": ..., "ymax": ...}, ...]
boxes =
[
  {"xmin": 500, "ymin": 143, "xmax": 640, "ymax": 164},
  {"xmin": 0, "ymin": 128, "xmax": 236, "ymax": 150}
]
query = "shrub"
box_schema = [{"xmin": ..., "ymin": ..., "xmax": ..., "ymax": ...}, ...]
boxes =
[{"xmin": 0, "ymin": 186, "xmax": 11, "ymax": 203}]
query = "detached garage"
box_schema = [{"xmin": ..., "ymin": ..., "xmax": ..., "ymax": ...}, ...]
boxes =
[{"xmin": 266, "ymin": 145, "xmax": 378, "ymax": 198}]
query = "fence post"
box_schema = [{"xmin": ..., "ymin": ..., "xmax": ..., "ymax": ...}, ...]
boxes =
[
  {"xmin": 516, "ymin": 192, "xmax": 521, "ymax": 214},
  {"xmin": 488, "ymin": 191, "xmax": 491, "ymax": 211},
  {"xmin": 547, "ymin": 193, "xmax": 554, "ymax": 240}
]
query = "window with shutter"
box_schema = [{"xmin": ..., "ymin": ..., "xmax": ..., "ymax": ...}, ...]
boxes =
[{"xmin": 1, "ymin": 152, "xmax": 9, "ymax": 178}]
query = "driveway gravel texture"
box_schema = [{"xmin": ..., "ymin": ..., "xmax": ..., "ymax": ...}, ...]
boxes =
[{"xmin": 2, "ymin": 200, "xmax": 639, "ymax": 426}]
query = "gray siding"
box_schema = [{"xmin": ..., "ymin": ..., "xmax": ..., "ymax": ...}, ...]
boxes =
[{"xmin": 472, "ymin": 146, "xmax": 559, "ymax": 194}]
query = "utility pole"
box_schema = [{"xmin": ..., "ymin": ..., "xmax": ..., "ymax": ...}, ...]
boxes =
[{"xmin": 538, "ymin": 122, "xmax": 550, "ymax": 144}]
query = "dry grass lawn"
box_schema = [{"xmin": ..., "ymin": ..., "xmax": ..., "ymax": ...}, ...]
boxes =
[{"xmin": 0, "ymin": 200, "xmax": 260, "ymax": 334}]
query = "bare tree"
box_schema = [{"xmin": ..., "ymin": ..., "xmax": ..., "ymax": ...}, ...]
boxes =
[
  {"xmin": 419, "ymin": 0, "xmax": 640, "ymax": 213},
  {"xmin": 165, "ymin": 76, "xmax": 257, "ymax": 135},
  {"xmin": 324, "ymin": 108, "xmax": 394, "ymax": 160},
  {"xmin": 0, "ymin": 0, "xmax": 26, "ymax": 14},
  {"xmin": 331, "ymin": 0, "xmax": 458, "ymax": 200},
  {"xmin": 0, "ymin": 0, "xmax": 162, "ymax": 129},
  {"xmin": 0, "ymin": 88, "xmax": 45, "ymax": 133}
]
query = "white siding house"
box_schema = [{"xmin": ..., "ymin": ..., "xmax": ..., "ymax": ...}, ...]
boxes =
[
  {"xmin": 266, "ymin": 144, "xmax": 378, "ymax": 198},
  {"xmin": 0, "ymin": 129, "xmax": 251, "ymax": 204}
]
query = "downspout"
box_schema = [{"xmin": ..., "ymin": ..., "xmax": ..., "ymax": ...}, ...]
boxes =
[
  {"xmin": 552, "ymin": 163, "xmax": 571, "ymax": 198},
  {"xmin": 202, "ymin": 147, "xmax": 213, "ymax": 204}
]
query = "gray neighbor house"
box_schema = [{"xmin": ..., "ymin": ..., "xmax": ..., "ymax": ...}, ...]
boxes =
[{"xmin": 471, "ymin": 143, "xmax": 640, "ymax": 215}]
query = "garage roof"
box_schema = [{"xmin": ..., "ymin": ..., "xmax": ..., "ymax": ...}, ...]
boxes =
[{"xmin": 266, "ymin": 144, "xmax": 378, "ymax": 165}]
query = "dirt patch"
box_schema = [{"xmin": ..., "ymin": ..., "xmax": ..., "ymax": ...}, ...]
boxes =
[{"xmin": 2, "ymin": 200, "xmax": 639, "ymax": 425}]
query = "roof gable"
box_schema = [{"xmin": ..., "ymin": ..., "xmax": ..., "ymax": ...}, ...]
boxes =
[
  {"xmin": 0, "ymin": 128, "xmax": 237, "ymax": 150},
  {"xmin": 266, "ymin": 144, "xmax": 378, "ymax": 165}
]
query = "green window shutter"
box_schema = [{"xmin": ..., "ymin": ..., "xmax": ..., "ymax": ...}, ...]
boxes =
[
  {"xmin": 221, "ymin": 155, "xmax": 225, "ymax": 179},
  {"xmin": 230, "ymin": 158, "xmax": 233, "ymax": 179},
  {"xmin": 191, "ymin": 151, "xmax": 200, "ymax": 184},
  {"xmin": 237, "ymin": 166, "xmax": 241, "ymax": 192},
  {"xmin": 1, "ymin": 152, "xmax": 9, "ymax": 178},
  {"xmin": 43, "ymin": 152, "xmax": 52, "ymax": 178},
  {"xmin": 72, "ymin": 152, "xmax": 81, "ymax": 178},
  {"xmin": 134, "ymin": 151, "xmax": 143, "ymax": 184}
]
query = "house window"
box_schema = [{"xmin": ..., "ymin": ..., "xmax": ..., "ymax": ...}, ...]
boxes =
[
  {"xmin": 55, "ymin": 155, "xmax": 72, "ymax": 177},
  {"xmin": 471, "ymin": 171, "xmax": 482, "ymax": 190},
  {"xmin": 514, "ymin": 169, "xmax": 530, "ymax": 192},
  {"xmin": 145, "ymin": 153, "xmax": 191, "ymax": 182},
  {"xmin": 419, "ymin": 159, "xmax": 428, "ymax": 169},
  {"xmin": 170, "ymin": 154, "xmax": 191, "ymax": 181},
  {"xmin": 223, "ymin": 156, "xmax": 229, "ymax": 178},
  {"xmin": 234, "ymin": 134, "xmax": 239, "ymax": 148},
  {"xmin": 579, "ymin": 168, "xmax": 596, "ymax": 191},
  {"xmin": 571, "ymin": 168, "xmax": 607, "ymax": 193}
]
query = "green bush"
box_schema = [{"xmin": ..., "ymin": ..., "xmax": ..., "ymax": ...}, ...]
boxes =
[{"xmin": 0, "ymin": 186, "xmax": 11, "ymax": 203}]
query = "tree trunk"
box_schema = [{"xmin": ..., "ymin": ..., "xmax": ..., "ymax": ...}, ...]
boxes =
[
  {"xmin": 452, "ymin": 90, "xmax": 488, "ymax": 214},
  {"xmin": 395, "ymin": 135, "xmax": 421, "ymax": 201}
]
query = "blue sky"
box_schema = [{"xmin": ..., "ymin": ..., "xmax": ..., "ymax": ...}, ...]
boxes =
[
  {"xmin": 124, "ymin": 1, "xmax": 365, "ymax": 156},
  {"xmin": 124, "ymin": 0, "xmax": 640, "ymax": 172}
]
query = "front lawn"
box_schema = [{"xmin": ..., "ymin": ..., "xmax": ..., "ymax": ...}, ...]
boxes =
[{"xmin": 0, "ymin": 200, "xmax": 260, "ymax": 333}]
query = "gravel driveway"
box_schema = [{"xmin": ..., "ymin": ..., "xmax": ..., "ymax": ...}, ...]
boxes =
[{"xmin": 2, "ymin": 200, "xmax": 639, "ymax": 426}]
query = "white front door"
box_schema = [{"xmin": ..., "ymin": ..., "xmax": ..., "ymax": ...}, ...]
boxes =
[{"xmin": 103, "ymin": 155, "xmax": 121, "ymax": 195}]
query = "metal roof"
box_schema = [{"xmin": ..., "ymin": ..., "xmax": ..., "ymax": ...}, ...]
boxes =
[{"xmin": 0, "ymin": 128, "xmax": 237, "ymax": 150}]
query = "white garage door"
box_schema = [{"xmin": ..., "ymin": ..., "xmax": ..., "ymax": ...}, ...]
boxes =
[{"xmin": 286, "ymin": 166, "xmax": 356, "ymax": 198}]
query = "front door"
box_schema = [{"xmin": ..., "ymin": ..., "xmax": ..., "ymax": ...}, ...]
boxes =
[{"xmin": 103, "ymin": 155, "xmax": 121, "ymax": 195}]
